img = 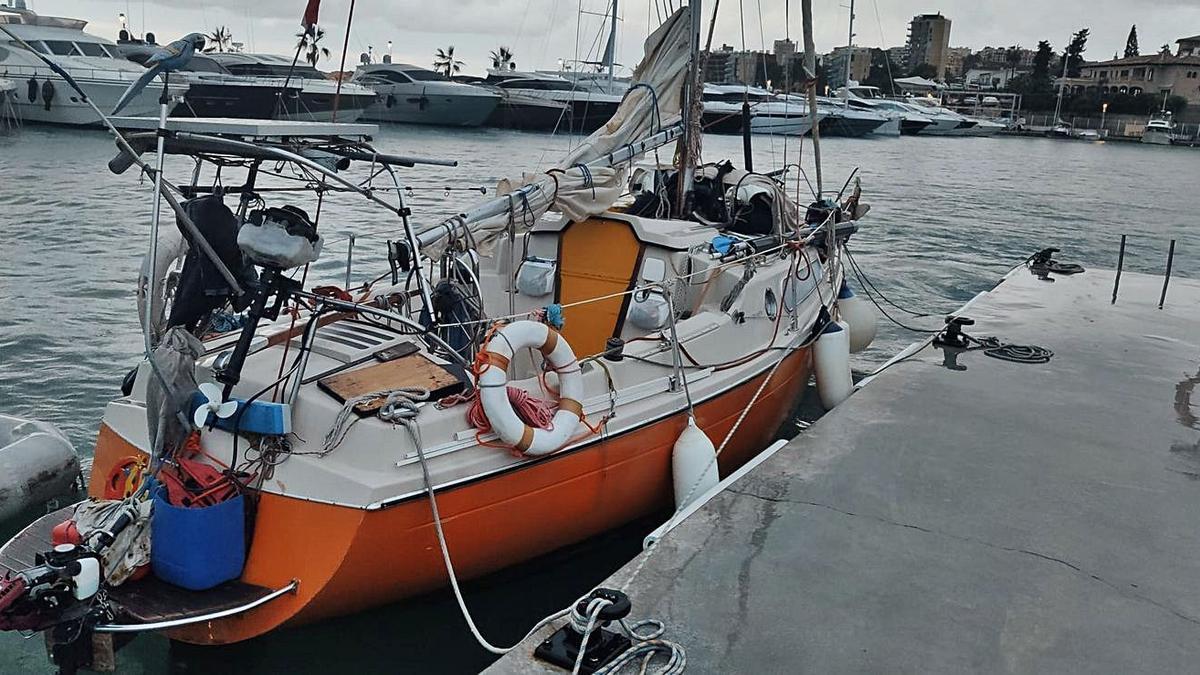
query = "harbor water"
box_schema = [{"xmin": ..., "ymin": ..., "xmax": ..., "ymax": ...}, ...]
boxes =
[{"xmin": 0, "ymin": 126, "xmax": 1195, "ymax": 673}]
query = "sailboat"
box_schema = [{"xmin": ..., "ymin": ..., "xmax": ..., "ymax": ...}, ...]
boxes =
[{"xmin": 0, "ymin": 2, "xmax": 873, "ymax": 670}]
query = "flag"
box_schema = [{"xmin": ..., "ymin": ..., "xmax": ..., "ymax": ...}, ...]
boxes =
[{"xmin": 302, "ymin": 0, "xmax": 321, "ymax": 30}]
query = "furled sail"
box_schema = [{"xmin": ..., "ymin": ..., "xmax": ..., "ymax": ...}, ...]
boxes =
[{"xmin": 421, "ymin": 6, "xmax": 692, "ymax": 257}]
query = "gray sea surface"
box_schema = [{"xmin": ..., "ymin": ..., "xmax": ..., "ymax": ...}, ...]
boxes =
[{"xmin": 0, "ymin": 125, "xmax": 1195, "ymax": 673}]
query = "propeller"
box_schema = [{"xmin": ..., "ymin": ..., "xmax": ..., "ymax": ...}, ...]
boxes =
[{"xmin": 194, "ymin": 382, "xmax": 238, "ymax": 428}]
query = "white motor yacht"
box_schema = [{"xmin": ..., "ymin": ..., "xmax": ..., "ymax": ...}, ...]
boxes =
[
  {"xmin": 116, "ymin": 40, "xmax": 301, "ymax": 120},
  {"xmin": 902, "ymin": 97, "xmax": 978, "ymax": 136},
  {"xmin": 701, "ymin": 85, "xmax": 822, "ymax": 136},
  {"xmin": 1142, "ymin": 111, "xmax": 1177, "ymax": 145},
  {"xmin": 208, "ymin": 52, "xmax": 375, "ymax": 123},
  {"xmin": 0, "ymin": 4, "xmax": 186, "ymax": 125},
  {"xmin": 836, "ymin": 85, "xmax": 932, "ymax": 135},
  {"xmin": 483, "ymin": 70, "xmax": 624, "ymax": 132},
  {"xmin": 352, "ymin": 62, "xmax": 499, "ymax": 127}
]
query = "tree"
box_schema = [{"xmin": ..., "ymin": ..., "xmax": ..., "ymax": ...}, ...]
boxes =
[
  {"xmin": 1059, "ymin": 28, "xmax": 1089, "ymax": 78},
  {"xmin": 1005, "ymin": 46, "xmax": 1022, "ymax": 81},
  {"xmin": 862, "ymin": 48, "xmax": 896, "ymax": 93},
  {"xmin": 1123, "ymin": 25, "xmax": 1139, "ymax": 57},
  {"xmin": 490, "ymin": 46, "xmax": 516, "ymax": 71},
  {"xmin": 1031, "ymin": 40, "xmax": 1054, "ymax": 90},
  {"xmin": 1159, "ymin": 44, "xmax": 1172, "ymax": 56},
  {"xmin": 205, "ymin": 26, "xmax": 233, "ymax": 53},
  {"xmin": 905, "ymin": 63, "xmax": 938, "ymax": 80},
  {"xmin": 434, "ymin": 46, "xmax": 464, "ymax": 78},
  {"xmin": 295, "ymin": 26, "xmax": 330, "ymax": 67}
]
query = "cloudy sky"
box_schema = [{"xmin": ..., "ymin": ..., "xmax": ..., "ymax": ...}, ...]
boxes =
[{"xmin": 16, "ymin": 0, "xmax": 1200, "ymax": 74}]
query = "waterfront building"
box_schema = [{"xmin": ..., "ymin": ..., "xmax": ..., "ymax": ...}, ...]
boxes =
[
  {"xmin": 1079, "ymin": 36, "xmax": 1200, "ymax": 105},
  {"xmin": 906, "ymin": 12, "xmax": 951, "ymax": 80},
  {"xmin": 826, "ymin": 46, "xmax": 873, "ymax": 88}
]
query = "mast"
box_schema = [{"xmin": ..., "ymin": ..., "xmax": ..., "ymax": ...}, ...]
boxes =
[
  {"xmin": 842, "ymin": 0, "xmax": 854, "ymax": 108},
  {"xmin": 674, "ymin": 0, "xmax": 703, "ymax": 216},
  {"xmin": 604, "ymin": 0, "xmax": 618, "ymax": 91},
  {"xmin": 1053, "ymin": 39, "xmax": 1069, "ymax": 124},
  {"xmin": 802, "ymin": 0, "xmax": 823, "ymax": 195}
]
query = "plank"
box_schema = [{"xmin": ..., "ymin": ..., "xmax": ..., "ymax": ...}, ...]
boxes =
[
  {"xmin": 317, "ymin": 352, "xmax": 465, "ymax": 415},
  {"xmin": 108, "ymin": 576, "xmax": 272, "ymax": 623}
]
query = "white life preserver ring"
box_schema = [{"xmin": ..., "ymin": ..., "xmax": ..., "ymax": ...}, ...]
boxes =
[
  {"xmin": 478, "ymin": 321, "xmax": 583, "ymax": 456},
  {"xmin": 137, "ymin": 228, "xmax": 188, "ymax": 343}
]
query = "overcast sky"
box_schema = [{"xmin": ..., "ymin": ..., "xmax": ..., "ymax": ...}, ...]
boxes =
[{"xmin": 16, "ymin": 0, "xmax": 1200, "ymax": 74}]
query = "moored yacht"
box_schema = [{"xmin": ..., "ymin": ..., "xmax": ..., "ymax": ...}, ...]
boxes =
[
  {"xmin": 837, "ymin": 84, "xmax": 932, "ymax": 135},
  {"xmin": 484, "ymin": 69, "xmax": 624, "ymax": 132},
  {"xmin": 352, "ymin": 62, "xmax": 500, "ymax": 127},
  {"xmin": 116, "ymin": 40, "xmax": 299, "ymax": 120},
  {"xmin": 208, "ymin": 52, "xmax": 375, "ymax": 122},
  {"xmin": 1142, "ymin": 111, "xmax": 1177, "ymax": 145},
  {"xmin": 812, "ymin": 96, "xmax": 889, "ymax": 137},
  {"xmin": 0, "ymin": 4, "xmax": 186, "ymax": 125},
  {"xmin": 902, "ymin": 97, "xmax": 978, "ymax": 135}
]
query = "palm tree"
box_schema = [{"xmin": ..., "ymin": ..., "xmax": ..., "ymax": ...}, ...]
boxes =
[
  {"xmin": 205, "ymin": 26, "xmax": 233, "ymax": 53},
  {"xmin": 295, "ymin": 26, "xmax": 331, "ymax": 68},
  {"xmin": 1005, "ymin": 46, "xmax": 1022, "ymax": 81},
  {"xmin": 434, "ymin": 46, "xmax": 464, "ymax": 78},
  {"xmin": 489, "ymin": 46, "xmax": 516, "ymax": 71}
]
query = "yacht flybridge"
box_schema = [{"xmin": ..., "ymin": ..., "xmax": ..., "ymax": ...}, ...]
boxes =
[
  {"xmin": 0, "ymin": 5, "xmax": 878, "ymax": 672},
  {"xmin": 352, "ymin": 62, "xmax": 500, "ymax": 127},
  {"xmin": 0, "ymin": 4, "xmax": 186, "ymax": 124}
]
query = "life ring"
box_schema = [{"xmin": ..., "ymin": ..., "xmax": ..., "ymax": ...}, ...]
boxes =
[
  {"xmin": 103, "ymin": 455, "xmax": 149, "ymax": 500},
  {"xmin": 478, "ymin": 321, "xmax": 583, "ymax": 456},
  {"xmin": 137, "ymin": 226, "xmax": 188, "ymax": 343}
]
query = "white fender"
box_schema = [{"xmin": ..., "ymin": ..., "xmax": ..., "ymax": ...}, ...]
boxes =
[
  {"xmin": 814, "ymin": 320, "xmax": 853, "ymax": 410},
  {"xmin": 478, "ymin": 321, "xmax": 583, "ymax": 456},
  {"xmin": 672, "ymin": 417, "xmax": 719, "ymax": 510},
  {"xmin": 837, "ymin": 283, "xmax": 878, "ymax": 353},
  {"xmin": 137, "ymin": 227, "xmax": 188, "ymax": 343}
]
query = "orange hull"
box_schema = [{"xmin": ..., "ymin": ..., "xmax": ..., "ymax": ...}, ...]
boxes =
[{"xmin": 88, "ymin": 348, "xmax": 811, "ymax": 644}]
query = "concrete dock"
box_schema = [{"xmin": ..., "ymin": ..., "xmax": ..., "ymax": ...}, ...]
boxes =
[{"xmin": 488, "ymin": 262, "xmax": 1200, "ymax": 673}]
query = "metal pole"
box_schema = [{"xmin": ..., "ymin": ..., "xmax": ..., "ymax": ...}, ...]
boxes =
[
  {"xmin": 842, "ymin": 0, "xmax": 854, "ymax": 108},
  {"xmin": 675, "ymin": 0, "xmax": 703, "ymax": 217},
  {"xmin": 1159, "ymin": 239, "xmax": 1176, "ymax": 310},
  {"xmin": 801, "ymin": 0, "xmax": 822, "ymax": 196},
  {"xmin": 331, "ymin": 0, "xmax": 357, "ymax": 122},
  {"xmin": 344, "ymin": 234, "xmax": 355, "ymax": 290},
  {"xmin": 144, "ymin": 75, "xmax": 171, "ymax": 352},
  {"xmin": 1111, "ymin": 234, "xmax": 1125, "ymax": 304},
  {"xmin": 741, "ymin": 101, "xmax": 753, "ymax": 171},
  {"xmin": 606, "ymin": 0, "xmax": 618, "ymax": 92}
]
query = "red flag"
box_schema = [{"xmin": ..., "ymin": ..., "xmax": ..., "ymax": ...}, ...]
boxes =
[{"xmin": 302, "ymin": 0, "xmax": 321, "ymax": 29}]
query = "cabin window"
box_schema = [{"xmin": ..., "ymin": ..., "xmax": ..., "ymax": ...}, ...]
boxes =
[
  {"xmin": 76, "ymin": 42, "xmax": 109, "ymax": 58},
  {"xmin": 44, "ymin": 40, "xmax": 83, "ymax": 57},
  {"xmin": 403, "ymin": 69, "xmax": 446, "ymax": 82}
]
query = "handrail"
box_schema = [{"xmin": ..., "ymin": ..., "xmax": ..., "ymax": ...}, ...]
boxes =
[{"xmin": 93, "ymin": 580, "xmax": 299, "ymax": 633}]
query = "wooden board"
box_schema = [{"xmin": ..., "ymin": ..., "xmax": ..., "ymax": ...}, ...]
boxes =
[
  {"xmin": 108, "ymin": 576, "xmax": 273, "ymax": 624},
  {"xmin": 317, "ymin": 353, "xmax": 465, "ymax": 415}
]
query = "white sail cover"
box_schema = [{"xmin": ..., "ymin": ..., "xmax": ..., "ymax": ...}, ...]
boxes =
[{"xmin": 425, "ymin": 7, "xmax": 692, "ymax": 256}]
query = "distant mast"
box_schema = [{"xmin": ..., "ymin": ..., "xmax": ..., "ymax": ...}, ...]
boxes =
[
  {"xmin": 843, "ymin": 0, "xmax": 855, "ymax": 108},
  {"xmin": 603, "ymin": 0, "xmax": 618, "ymax": 91},
  {"xmin": 1053, "ymin": 37, "xmax": 1069, "ymax": 125}
]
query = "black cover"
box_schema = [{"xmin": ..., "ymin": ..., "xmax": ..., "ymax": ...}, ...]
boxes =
[{"xmin": 167, "ymin": 195, "xmax": 256, "ymax": 331}]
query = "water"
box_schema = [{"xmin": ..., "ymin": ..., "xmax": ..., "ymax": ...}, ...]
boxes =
[{"xmin": 0, "ymin": 126, "xmax": 1195, "ymax": 673}]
